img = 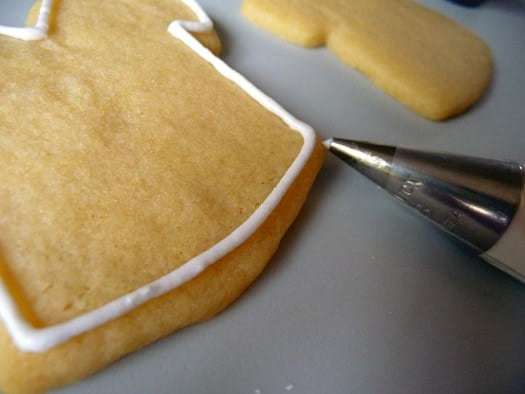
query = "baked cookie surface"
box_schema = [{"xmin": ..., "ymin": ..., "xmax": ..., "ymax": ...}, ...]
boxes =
[
  {"xmin": 0, "ymin": 1, "xmax": 324, "ymax": 393},
  {"xmin": 242, "ymin": 0, "xmax": 493, "ymax": 120}
]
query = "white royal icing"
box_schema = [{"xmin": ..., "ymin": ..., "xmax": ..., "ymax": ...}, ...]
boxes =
[
  {"xmin": 0, "ymin": 0, "xmax": 52, "ymax": 40},
  {"xmin": 0, "ymin": 0, "xmax": 316, "ymax": 353}
]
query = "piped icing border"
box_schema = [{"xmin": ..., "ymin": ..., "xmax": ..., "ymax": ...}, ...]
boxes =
[
  {"xmin": 0, "ymin": 0, "xmax": 316, "ymax": 353},
  {"xmin": 0, "ymin": 0, "xmax": 51, "ymax": 40}
]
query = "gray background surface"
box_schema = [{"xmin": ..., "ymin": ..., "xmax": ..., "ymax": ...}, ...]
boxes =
[{"xmin": 1, "ymin": 0, "xmax": 524, "ymax": 393}]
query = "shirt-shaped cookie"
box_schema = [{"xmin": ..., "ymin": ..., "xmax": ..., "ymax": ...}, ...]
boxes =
[
  {"xmin": 242, "ymin": 0, "xmax": 492, "ymax": 120},
  {"xmin": 0, "ymin": 1, "xmax": 324, "ymax": 393}
]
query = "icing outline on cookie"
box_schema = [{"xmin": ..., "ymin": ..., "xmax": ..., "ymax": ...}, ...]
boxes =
[
  {"xmin": 0, "ymin": 0, "xmax": 316, "ymax": 352},
  {"xmin": 0, "ymin": 0, "xmax": 51, "ymax": 41}
]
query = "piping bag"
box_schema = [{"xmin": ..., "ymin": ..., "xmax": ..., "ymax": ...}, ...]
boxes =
[{"xmin": 324, "ymin": 138, "xmax": 525, "ymax": 283}]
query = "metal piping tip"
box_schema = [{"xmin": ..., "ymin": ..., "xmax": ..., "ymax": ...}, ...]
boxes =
[
  {"xmin": 326, "ymin": 138, "xmax": 524, "ymax": 254},
  {"xmin": 322, "ymin": 138, "xmax": 334, "ymax": 150},
  {"xmin": 325, "ymin": 138, "xmax": 398, "ymax": 189}
]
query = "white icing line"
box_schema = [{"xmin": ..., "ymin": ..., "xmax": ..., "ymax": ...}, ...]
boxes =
[
  {"xmin": 0, "ymin": 0, "xmax": 52, "ymax": 41},
  {"xmin": 0, "ymin": 0, "xmax": 316, "ymax": 353}
]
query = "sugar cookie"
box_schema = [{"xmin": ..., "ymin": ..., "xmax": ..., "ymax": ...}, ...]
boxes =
[
  {"xmin": 0, "ymin": 1, "xmax": 324, "ymax": 392},
  {"xmin": 242, "ymin": 0, "xmax": 493, "ymax": 120}
]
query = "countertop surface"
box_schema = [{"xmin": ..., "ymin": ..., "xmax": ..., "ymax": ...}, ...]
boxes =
[{"xmin": 1, "ymin": 1, "xmax": 524, "ymax": 393}]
